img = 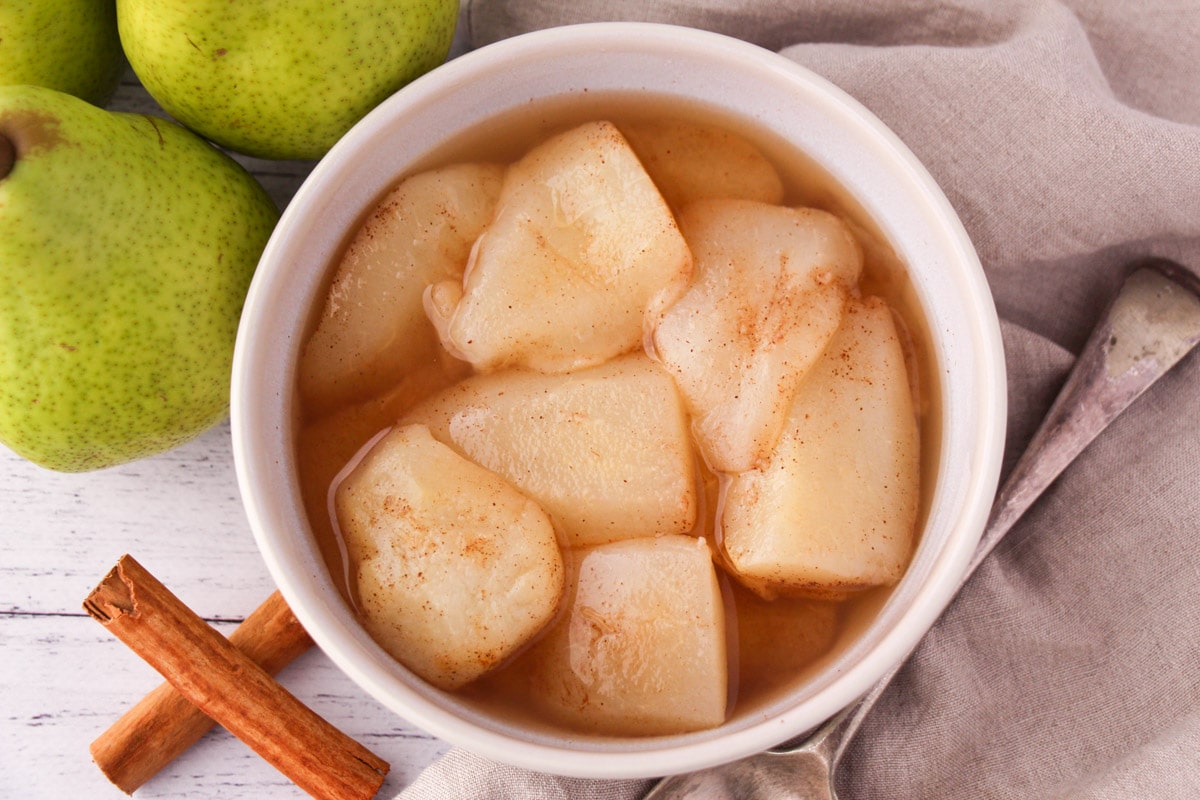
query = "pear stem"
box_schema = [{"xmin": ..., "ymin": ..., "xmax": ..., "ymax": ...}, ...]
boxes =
[{"xmin": 0, "ymin": 133, "xmax": 13, "ymax": 181}]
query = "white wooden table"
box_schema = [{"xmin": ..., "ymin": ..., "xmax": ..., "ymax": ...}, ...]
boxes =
[{"xmin": 1, "ymin": 71, "xmax": 450, "ymax": 799}]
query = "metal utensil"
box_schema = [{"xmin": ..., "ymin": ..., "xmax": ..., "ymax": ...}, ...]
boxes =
[{"xmin": 645, "ymin": 258, "xmax": 1200, "ymax": 800}]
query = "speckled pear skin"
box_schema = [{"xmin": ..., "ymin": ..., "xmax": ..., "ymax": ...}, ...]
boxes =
[
  {"xmin": 0, "ymin": 0, "xmax": 125, "ymax": 106},
  {"xmin": 117, "ymin": 0, "xmax": 459, "ymax": 160},
  {"xmin": 0, "ymin": 85, "xmax": 279, "ymax": 472}
]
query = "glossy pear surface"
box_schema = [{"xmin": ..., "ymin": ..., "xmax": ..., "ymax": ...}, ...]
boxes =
[
  {"xmin": 117, "ymin": 0, "xmax": 459, "ymax": 159},
  {"xmin": 0, "ymin": 0, "xmax": 123, "ymax": 105},
  {"xmin": 336, "ymin": 423, "xmax": 564, "ymax": 691},
  {"xmin": 520, "ymin": 535, "xmax": 727, "ymax": 736},
  {"xmin": 721, "ymin": 297, "xmax": 920, "ymax": 599},
  {"xmin": 0, "ymin": 85, "xmax": 278, "ymax": 471}
]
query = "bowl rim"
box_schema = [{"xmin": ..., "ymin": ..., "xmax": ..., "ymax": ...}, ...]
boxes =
[{"xmin": 232, "ymin": 20, "xmax": 1007, "ymax": 780}]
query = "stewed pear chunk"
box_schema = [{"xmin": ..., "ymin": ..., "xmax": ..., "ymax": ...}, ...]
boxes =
[
  {"xmin": 619, "ymin": 120, "xmax": 785, "ymax": 210},
  {"xmin": 721, "ymin": 297, "xmax": 919, "ymax": 600},
  {"xmin": 424, "ymin": 121, "xmax": 692, "ymax": 373},
  {"xmin": 523, "ymin": 535, "xmax": 727, "ymax": 736},
  {"xmin": 403, "ymin": 354, "xmax": 697, "ymax": 547},
  {"xmin": 297, "ymin": 357, "xmax": 470, "ymax": 572},
  {"xmin": 299, "ymin": 163, "xmax": 505, "ymax": 414},
  {"xmin": 335, "ymin": 423, "xmax": 564, "ymax": 690},
  {"xmin": 649, "ymin": 198, "xmax": 863, "ymax": 473}
]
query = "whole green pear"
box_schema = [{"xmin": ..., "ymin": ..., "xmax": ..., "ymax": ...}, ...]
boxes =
[
  {"xmin": 0, "ymin": 0, "xmax": 124, "ymax": 106},
  {"xmin": 117, "ymin": 0, "xmax": 459, "ymax": 160},
  {"xmin": 0, "ymin": 85, "xmax": 279, "ymax": 472}
]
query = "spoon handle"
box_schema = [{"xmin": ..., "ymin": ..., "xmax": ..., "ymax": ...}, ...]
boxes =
[
  {"xmin": 978, "ymin": 259, "xmax": 1200, "ymax": 563},
  {"xmin": 817, "ymin": 258, "xmax": 1200, "ymax": 766}
]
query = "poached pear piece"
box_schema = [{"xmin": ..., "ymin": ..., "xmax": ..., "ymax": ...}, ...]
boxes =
[
  {"xmin": 296, "ymin": 353, "xmax": 471, "ymax": 566},
  {"xmin": 117, "ymin": 0, "xmax": 459, "ymax": 160},
  {"xmin": 403, "ymin": 353, "xmax": 697, "ymax": 548},
  {"xmin": 650, "ymin": 198, "xmax": 863, "ymax": 474},
  {"xmin": 299, "ymin": 163, "xmax": 504, "ymax": 415},
  {"xmin": 0, "ymin": 85, "xmax": 278, "ymax": 472},
  {"xmin": 721, "ymin": 297, "xmax": 920, "ymax": 600},
  {"xmin": 0, "ymin": 0, "xmax": 124, "ymax": 106},
  {"xmin": 425, "ymin": 120, "xmax": 692, "ymax": 374},
  {"xmin": 335, "ymin": 423, "xmax": 565, "ymax": 691},
  {"xmin": 618, "ymin": 119, "xmax": 785, "ymax": 211},
  {"xmin": 522, "ymin": 535, "xmax": 727, "ymax": 736}
]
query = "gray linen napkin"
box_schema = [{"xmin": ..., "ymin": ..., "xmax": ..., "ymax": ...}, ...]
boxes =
[{"xmin": 401, "ymin": 1, "xmax": 1200, "ymax": 797}]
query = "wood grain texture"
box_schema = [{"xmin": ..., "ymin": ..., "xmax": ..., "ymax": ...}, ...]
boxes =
[{"xmin": 1, "ymin": 63, "xmax": 452, "ymax": 799}]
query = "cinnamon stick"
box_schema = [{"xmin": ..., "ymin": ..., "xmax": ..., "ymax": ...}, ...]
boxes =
[
  {"xmin": 89, "ymin": 589, "xmax": 315, "ymax": 793},
  {"xmin": 84, "ymin": 555, "xmax": 388, "ymax": 800}
]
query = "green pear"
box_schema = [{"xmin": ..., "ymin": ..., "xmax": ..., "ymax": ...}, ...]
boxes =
[
  {"xmin": 0, "ymin": 85, "xmax": 279, "ymax": 472},
  {"xmin": 117, "ymin": 0, "xmax": 459, "ymax": 160},
  {"xmin": 0, "ymin": 0, "xmax": 124, "ymax": 106}
]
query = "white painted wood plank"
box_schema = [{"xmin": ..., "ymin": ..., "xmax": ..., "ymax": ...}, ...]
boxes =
[
  {"xmin": 1, "ymin": 422, "xmax": 274, "ymax": 619},
  {"xmin": 1, "ymin": 615, "xmax": 448, "ymax": 799}
]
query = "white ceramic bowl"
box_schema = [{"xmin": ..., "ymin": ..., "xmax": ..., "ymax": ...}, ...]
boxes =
[{"xmin": 232, "ymin": 21, "xmax": 1006, "ymax": 780}]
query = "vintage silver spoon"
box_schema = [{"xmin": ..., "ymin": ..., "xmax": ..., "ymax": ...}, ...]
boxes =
[{"xmin": 645, "ymin": 258, "xmax": 1200, "ymax": 800}]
